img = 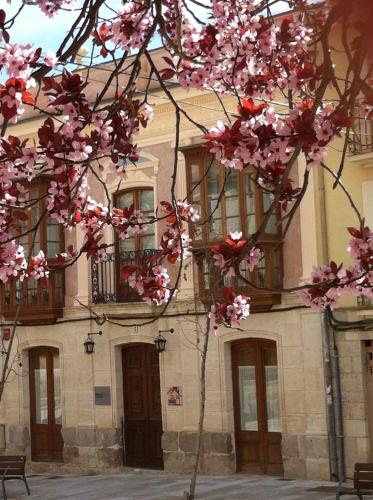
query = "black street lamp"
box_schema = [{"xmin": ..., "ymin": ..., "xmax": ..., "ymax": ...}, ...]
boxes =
[
  {"xmin": 154, "ymin": 328, "xmax": 174, "ymax": 353},
  {"xmin": 84, "ymin": 331, "xmax": 102, "ymax": 354}
]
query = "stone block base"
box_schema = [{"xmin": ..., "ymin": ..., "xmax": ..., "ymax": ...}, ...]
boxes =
[
  {"xmin": 162, "ymin": 431, "xmax": 235, "ymax": 474},
  {"xmin": 4, "ymin": 425, "xmax": 30, "ymax": 455},
  {"xmin": 62, "ymin": 427, "xmax": 122, "ymax": 468},
  {"xmin": 282, "ymin": 433, "xmax": 330, "ymax": 480}
]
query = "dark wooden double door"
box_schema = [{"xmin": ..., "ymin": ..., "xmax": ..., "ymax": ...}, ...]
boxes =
[
  {"xmin": 232, "ymin": 339, "xmax": 283, "ymax": 475},
  {"xmin": 29, "ymin": 347, "xmax": 63, "ymax": 462},
  {"xmin": 122, "ymin": 344, "xmax": 163, "ymax": 469}
]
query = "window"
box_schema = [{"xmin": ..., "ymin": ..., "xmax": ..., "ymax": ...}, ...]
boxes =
[
  {"xmin": 17, "ymin": 178, "xmax": 64, "ymax": 259},
  {"xmin": 2, "ymin": 177, "xmax": 65, "ymax": 323},
  {"xmin": 115, "ymin": 188, "xmax": 155, "ymax": 252},
  {"xmin": 184, "ymin": 147, "xmax": 282, "ymax": 310},
  {"xmin": 186, "ymin": 149, "xmax": 279, "ymax": 245}
]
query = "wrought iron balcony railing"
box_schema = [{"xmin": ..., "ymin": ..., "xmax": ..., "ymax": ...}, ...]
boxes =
[
  {"xmin": 91, "ymin": 249, "xmax": 160, "ymax": 304},
  {"xmin": 348, "ymin": 104, "xmax": 373, "ymax": 155}
]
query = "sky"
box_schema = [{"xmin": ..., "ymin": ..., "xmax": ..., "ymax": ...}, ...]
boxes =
[{"xmin": 5, "ymin": 0, "xmax": 296, "ymax": 55}]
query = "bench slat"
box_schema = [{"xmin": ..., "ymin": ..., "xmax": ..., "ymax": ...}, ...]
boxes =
[
  {"xmin": 356, "ymin": 471, "xmax": 373, "ymax": 480},
  {"xmin": 356, "ymin": 481, "xmax": 373, "ymax": 490},
  {"xmin": 0, "ymin": 468, "xmax": 24, "ymax": 474},
  {"xmin": 355, "ymin": 463, "xmax": 373, "ymax": 472}
]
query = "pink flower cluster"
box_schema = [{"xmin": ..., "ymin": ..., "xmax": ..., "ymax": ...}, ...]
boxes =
[
  {"xmin": 299, "ymin": 226, "xmax": 373, "ymax": 310},
  {"xmin": 209, "ymin": 288, "xmax": 250, "ymax": 334},
  {"xmin": 212, "ymin": 231, "xmax": 260, "ymax": 278},
  {"xmin": 204, "ymin": 100, "xmax": 354, "ymax": 210},
  {"xmin": 38, "ymin": 0, "xmax": 75, "ymax": 18},
  {"xmin": 92, "ymin": 0, "xmax": 153, "ymax": 55},
  {"xmin": 121, "ymin": 201, "xmax": 199, "ymax": 305}
]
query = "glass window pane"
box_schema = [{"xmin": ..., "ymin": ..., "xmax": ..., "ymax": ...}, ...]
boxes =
[
  {"xmin": 238, "ymin": 365, "xmax": 258, "ymax": 431},
  {"xmin": 226, "ymin": 217, "xmax": 241, "ymax": 233},
  {"xmin": 34, "ymin": 355, "xmax": 48, "ymax": 425},
  {"xmin": 263, "ymin": 192, "xmax": 277, "ymax": 234},
  {"xmin": 53, "ymin": 353, "xmax": 62, "ymax": 424},
  {"xmin": 119, "ymin": 238, "xmax": 136, "ymax": 253},
  {"xmin": 206, "ymin": 163, "xmax": 223, "ymax": 238},
  {"xmin": 245, "ymin": 175, "xmax": 256, "ymax": 234},
  {"xmin": 117, "ymin": 192, "xmax": 133, "ymax": 209},
  {"xmin": 140, "ymin": 234, "xmax": 155, "ymax": 250},
  {"xmin": 47, "ymin": 241, "xmax": 60, "ymax": 258},
  {"xmin": 139, "ymin": 190, "xmax": 154, "ymax": 213},
  {"xmin": 265, "ymin": 365, "xmax": 280, "ymax": 432},
  {"xmin": 55, "ymin": 272, "xmax": 63, "ymax": 305}
]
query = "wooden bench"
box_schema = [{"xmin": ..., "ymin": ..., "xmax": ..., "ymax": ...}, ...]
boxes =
[
  {"xmin": 0, "ymin": 455, "xmax": 30, "ymax": 500},
  {"xmin": 337, "ymin": 463, "xmax": 373, "ymax": 499}
]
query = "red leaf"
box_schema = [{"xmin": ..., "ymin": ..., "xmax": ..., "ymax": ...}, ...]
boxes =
[
  {"xmin": 347, "ymin": 226, "xmax": 362, "ymax": 238},
  {"xmin": 239, "ymin": 98, "xmax": 267, "ymax": 117},
  {"xmin": 2, "ymin": 29, "xmax": 9, "ymax": 44},
  {"xmin": 13, "ymin": 210, "xmax": 28, "ymax": 221},
  {"xmin": 159, "ymin": 68, "xmax": 176, "ymax": 81},
  {"xmin": 120, "ymin": 266, "xmax": 136, "ymax": 281},
  {"xmin": 22, "ymin": 91, "xmax": 35, "ymax": 105}
]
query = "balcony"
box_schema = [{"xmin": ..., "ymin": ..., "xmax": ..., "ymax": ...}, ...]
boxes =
[
  {"xmin": 349, "ymin": 106, "xmax": 373, "ymax": 155},
  {"xmin": 91, "ymin": 249, "xmax": 160, "ymax": 304},
  {"xmin": 195, "ymin": 243, "xmax": 282, "ymax": 312},
  {"xmin": 1, "ymin": 271, "xmax": 64, "ymax": 324}
]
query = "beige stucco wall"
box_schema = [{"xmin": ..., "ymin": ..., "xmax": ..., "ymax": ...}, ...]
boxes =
[{"xmin": 0, "ymin": 299, "xmax": 330, "ymax": 478}]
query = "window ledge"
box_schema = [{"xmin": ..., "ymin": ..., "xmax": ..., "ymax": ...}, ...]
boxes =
[{"xmin": 348, "ymin": 151, "xmax": 373, "ymax": 167}]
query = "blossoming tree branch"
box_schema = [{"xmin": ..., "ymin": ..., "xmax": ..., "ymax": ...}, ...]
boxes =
[{"xmin": 0, "ymin": 0, "xmax": 372, "ymax": 338}]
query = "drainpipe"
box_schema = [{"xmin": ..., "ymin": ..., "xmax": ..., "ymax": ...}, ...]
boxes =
[
  {"xmin": 331, "ymin": 325, "xmax": 346, "ymax": 481},
  {"xmin": 318, "ymin": 166, "xmax": 341, "ymax": 481},
  {"xmin": 321, "ymin": 310, "xmax": 338, "ymax": 481}
]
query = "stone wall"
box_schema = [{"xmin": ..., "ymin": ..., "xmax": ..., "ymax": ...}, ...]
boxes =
[
  {"xmin": 4, "ymin": 425, "xmax": 30, "ymax": 456},
  {"xmin": 162, "ymin": 431, "xmax": 235, "ymax": 474},
  {"xmin": 336, "ymin": 328, "xmax": 371, "ymax": 474},
  {"xmin": 62, "ymin": 427, "xmax": 122, "ymax": 468}
]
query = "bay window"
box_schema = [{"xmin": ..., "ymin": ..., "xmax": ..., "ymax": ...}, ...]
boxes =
[{"xmin": 184, "ymin": 147, "xmax": 282, "ymax": 310}]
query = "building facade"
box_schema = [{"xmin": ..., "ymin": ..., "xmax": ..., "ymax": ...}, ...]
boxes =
[{"xmin": 0, "ymin": 49, "xmax": 372, "ymax": 481}]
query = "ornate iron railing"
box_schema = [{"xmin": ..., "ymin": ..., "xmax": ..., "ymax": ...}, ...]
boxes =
[
  {"xmin": 91, "ymin": 249, "xmax": 160, "ymax": 304},
  {"xmin": 348, "ymin": 104, "xmax": 373, "ymax": 155}
]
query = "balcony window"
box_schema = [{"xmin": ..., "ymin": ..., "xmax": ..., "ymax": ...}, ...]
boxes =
[
  {"xmin": 91, "ymin": 187, "xmax": 158, "ymax": 304},
  {"xmin": 184, "ymin": 147, "xmax": 282, "ymax": 311},
  {"xmin": 2, "ymin": 177, "xmax": 65, "ymax": 323},
  {"xmin": 115, "ymin": 188, "xmax": 155, "ymax": 251}
]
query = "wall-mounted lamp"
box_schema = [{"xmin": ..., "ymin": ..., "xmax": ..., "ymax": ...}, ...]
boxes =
[
  {"xmin": 84, "ymin": 331, "xmax": 102, "ymax": 354},
  {"xmin": 154, "ymin": 328, "xmax": 174, "ymax": 353}
]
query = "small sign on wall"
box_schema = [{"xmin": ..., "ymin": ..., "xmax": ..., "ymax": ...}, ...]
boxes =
[
  {"xmin": 94, "ymin": 386, "xmax": 111, "ymax": 406},
  {"xmin": 2, "ymin": 328, "xmax": 10, "ymax": 341},
  {"xmin": 167, "ymin": 386, "xmax": 182, "ymax": 406}
]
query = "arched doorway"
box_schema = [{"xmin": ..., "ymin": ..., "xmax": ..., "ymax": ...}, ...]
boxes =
[
  {"xmin": 29, "ymin": 347, "xmax": 63, "ymax": 461},
  {"xmin": 231, "ymin": 338, "xmax": 283, "ymax": 475},
  {"xmin": 122, "ymin": 343, "xmax": 163, "ymax": 469}
]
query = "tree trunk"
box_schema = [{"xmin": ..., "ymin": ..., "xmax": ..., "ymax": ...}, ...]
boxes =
[{"xmin": 188, "ymin": 315, "xmax": 210, "ymax": 500}]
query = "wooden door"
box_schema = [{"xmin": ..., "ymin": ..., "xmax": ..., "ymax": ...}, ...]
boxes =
[
  {"xmin": 122, "ymin": 344, "xmax": 163, "ymax": 469},
  {"xmin": 232, "ymin": 339, "xmax": 283, "ymax": 475},
  {"xmin": 29, "ymin": 347, "xmax": 63, "ymax": 462}
]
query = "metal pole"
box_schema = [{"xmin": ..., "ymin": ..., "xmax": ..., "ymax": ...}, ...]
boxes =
[
  {"xmin": 321, "ymin": 310, "xmax": 338, "ymax": 481},
  {"xmin": 331, "ymin": 326, "xmax": 346, "ymax": 481}
]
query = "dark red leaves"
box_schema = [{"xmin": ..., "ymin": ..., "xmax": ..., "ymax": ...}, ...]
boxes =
[
  {"xmin": 347, "ymin": 226, "xmax": 362, "ymax": 238},
  {"xmin": 239, "ymin": 98, "xmax": 267, "ymax": 118}
]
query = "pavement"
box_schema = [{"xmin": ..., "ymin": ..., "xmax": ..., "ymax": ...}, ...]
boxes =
[{"xmin": 2, "ymin": 470, "xmax": 363, "ymax": 500}]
